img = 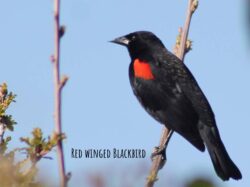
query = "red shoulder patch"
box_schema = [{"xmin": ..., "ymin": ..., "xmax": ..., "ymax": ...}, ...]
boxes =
[{"xmin": 133, "ymin": 58, "xmax": 154, "ymax": 80}]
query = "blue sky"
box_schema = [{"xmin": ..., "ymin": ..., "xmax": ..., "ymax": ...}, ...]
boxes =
[{"xmin": 0, "ymin": 0, "xmax": 249, "ymax": 187}]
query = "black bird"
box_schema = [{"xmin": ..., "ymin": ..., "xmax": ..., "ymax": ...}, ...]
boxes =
[{"xmin": 111, "ymin": 31, "xmax": 242, "ymax": 181}]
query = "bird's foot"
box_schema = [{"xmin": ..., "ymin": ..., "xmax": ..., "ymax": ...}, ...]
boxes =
[
  {"xmin": 150, "ymin": 145, "xmax": 166, "ymax": 169},
  {"xmin": 151, "ymin": 145, "xmax": 166, "ymax": 160}
]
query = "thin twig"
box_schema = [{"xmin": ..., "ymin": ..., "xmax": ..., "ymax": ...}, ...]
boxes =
[
  {"xmin": 145, "ymin": 1, "xmax": 198, "ymax": 186},
  {"xmin": 177, "ymin": 0, "xmax": 198, "ymax": 61},
  {"xmin": 52, "ymin": 0, "xmax": 67, "ymax": 186},
  {"xmin": 146, "ymin": 128, "xmax": 172, "ymax": 187}
]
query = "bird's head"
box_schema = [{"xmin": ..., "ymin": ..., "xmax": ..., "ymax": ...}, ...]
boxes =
[{"xmin": 111, "ymin": 31, "xmax": 165, "ymax": 60}]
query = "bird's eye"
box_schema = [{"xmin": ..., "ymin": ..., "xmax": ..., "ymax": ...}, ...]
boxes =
[{"xmin": 131, "ymin": 35, "xmax": 136, "ymax": 40}]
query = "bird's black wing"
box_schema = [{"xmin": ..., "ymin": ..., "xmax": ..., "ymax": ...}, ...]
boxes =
[{"xmin": 156, "ymin": 50, "xmax": 216, "ymax": 127}]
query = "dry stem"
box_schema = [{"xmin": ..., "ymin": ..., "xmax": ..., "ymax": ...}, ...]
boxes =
[
  {"xmin": 53, "ymin": 0, "xmax": 67, "ymax": 186},
  {"xmin": 145, "ymin": 1, "xmax": 198, "ymax": 186}
]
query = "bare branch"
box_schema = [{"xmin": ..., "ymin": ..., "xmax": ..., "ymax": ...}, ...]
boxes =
[
  {"xmin": 146, "ymin": 129, "xmax": 173, "ymax": 187},
  {"xmin": 177, "ymin": 0, "xmax": 198, "ymax": 60},
  {"xmin": 52, "ymin": 0, "xmax": 68, "ymax": 186},
  {"xmin": 145, "ymin": 1, "xmax": 198, "ymax": 186}
]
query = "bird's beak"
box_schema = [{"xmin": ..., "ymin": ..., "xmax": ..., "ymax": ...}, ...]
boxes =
[{"xmin": 110, "ymin": 36, "xmax": 130, "ymax": 46}]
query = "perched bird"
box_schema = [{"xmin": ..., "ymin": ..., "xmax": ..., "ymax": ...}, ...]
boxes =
[{"xmin": 111, "ymin": 31, "xmax": 242, "ymax": 181}]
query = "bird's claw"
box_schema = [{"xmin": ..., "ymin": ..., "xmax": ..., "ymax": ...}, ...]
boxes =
[
  {"xmin": 151, "ymin": 145, "xmax": 166, "ymax": 161},
  {"xmin": 150, "ymin": 146, "xmax": 167, "ymax": 170}
]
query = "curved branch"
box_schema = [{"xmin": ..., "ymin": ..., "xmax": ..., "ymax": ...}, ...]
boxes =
[{"xmin": 145, "ymin": 1, "xmax": 198, "ymax": 186}]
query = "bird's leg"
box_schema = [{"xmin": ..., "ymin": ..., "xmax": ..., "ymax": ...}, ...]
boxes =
[{"xmin": 151, "ymin": 130, "xmax": 173, "ymax": 161}]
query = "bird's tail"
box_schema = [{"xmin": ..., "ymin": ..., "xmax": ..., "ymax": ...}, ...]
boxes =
[{"xmin": 199, "ymin": 122, "xmax": 242, "ymax": 181}]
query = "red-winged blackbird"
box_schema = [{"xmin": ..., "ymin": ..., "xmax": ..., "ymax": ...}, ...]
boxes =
[{"xmin": 111, "ymin": 31, "xmax": 242, "ymax": 181}]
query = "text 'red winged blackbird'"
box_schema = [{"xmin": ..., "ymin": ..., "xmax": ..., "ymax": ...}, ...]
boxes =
[{"xmin": 111, "ymin": 31, "xmax": 242, "ymax": 181}]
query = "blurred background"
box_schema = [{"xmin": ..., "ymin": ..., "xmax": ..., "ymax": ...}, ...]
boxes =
[{"xmin": 0, "ymin": 0, "xmax": 249, "ymax": 186}]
